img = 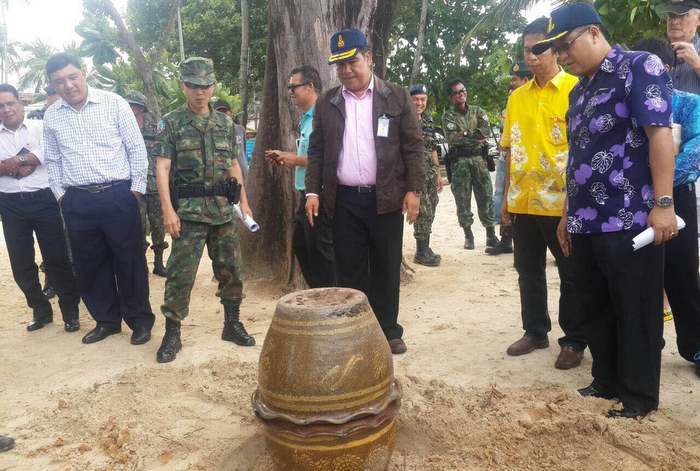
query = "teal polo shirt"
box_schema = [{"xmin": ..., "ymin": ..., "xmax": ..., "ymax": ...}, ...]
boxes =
[{"xmin": 295, "ymin": 105, "xmax": 315, "ymax": 191}]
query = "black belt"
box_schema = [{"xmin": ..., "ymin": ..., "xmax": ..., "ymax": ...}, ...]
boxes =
[
  {"xmin": 0, "ymin": 188, "xmax": 53, "ymax": 200},
  {"xmin": 71, "ymin": 180, "xmax": 130, "ymax": 193},
  {"xmin": 338, "ymin": 184, "xmax": 376, "ymax": 193},
  {"xmin": 177, "ymin": 184, "xmax": 227, "ymax": 198}
]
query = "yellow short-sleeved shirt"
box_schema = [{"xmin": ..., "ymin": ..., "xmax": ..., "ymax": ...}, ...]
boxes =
[{"xmin": 500, "ymin": 69, "xmax": 579, "ymax": 216}]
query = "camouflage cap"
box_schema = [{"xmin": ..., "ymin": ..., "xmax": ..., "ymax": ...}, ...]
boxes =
[
  {"xmin": 125, "ymin": 90, "xmax": 148, "ymax": 110},
  {"xmin": 179, "ymin": 57, "xmax": 216, "ymax": 86}
]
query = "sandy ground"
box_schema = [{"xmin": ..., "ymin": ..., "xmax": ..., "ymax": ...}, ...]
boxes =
[{"xmin": 0, "ymin": 186, "xmax": 699, "ymax": 471}]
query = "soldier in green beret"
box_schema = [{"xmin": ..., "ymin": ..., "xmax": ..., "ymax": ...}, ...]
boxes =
[
  {"xmin": 154, "ymin": 57, "xmax": 255, "ymax": 363},
  {"xmin": 126, "ymin": 90, "xmax": 168, "ymax": 276}
]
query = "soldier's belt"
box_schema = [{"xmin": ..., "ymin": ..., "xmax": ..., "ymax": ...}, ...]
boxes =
[{"xmin": 176, "ymin": 184, "xmax": 228, "ymax": 198}]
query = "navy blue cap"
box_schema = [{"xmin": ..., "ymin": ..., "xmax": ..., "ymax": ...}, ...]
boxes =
[
  {"xmin": 510, "ymin": 61, "xmax": 532, "ymax": 78},
  {"xmin": 532, "ymin": 3, "xmax": 602, "ymax": 55},
  {"xmin": 657, "ymin": 0, "xmax": 700, "ymax": 15},
  {"xmin": 409, "ymin": 84, "xmax": 429, "ymax": 96},
  {"xmin": 328, "ymin": 28, "xmax": 368, "ymax": 64}
]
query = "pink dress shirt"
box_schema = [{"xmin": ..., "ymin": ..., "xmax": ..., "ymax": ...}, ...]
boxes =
[{"xmin": 337, "ymin": 77, "xmax": 377, "ymax": 186}]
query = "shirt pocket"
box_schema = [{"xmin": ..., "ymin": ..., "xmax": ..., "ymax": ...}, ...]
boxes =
[{"xmin": 540, "ymin": 105, "xmax": 568, "ymax": 147}]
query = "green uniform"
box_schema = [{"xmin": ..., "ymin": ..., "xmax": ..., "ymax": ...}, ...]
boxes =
[
  {"xmin": 414, "ymin": 114, "xmax": 439, "ymax": 241},
  {"xmin": 139, "ymin": 119, "xmax": 168, "ymax": 252},
  {"xmin": 442, "ymin": 105, "xmax": 497, "ymax": 229},
  {"xmin": 157, "ymin": 104, "xmax": 242, "ymax": 321}
]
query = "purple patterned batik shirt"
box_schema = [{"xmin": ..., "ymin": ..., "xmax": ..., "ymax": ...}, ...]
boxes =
[{"xmin": 566, "ymin": 45, "xmax": 673, "ymax": 234}]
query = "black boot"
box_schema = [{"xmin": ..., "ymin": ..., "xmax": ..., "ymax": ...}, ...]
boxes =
[
  {"xmin": 152, "ymin": 248, "xmax": 166, "ymax": 277},
  {"xmin": 222, "ymin": 303, "xmax": 255, "ymax": 346},
  {"xmin": 425, "ymin": 235, "xmax": 441, "ymax": 261},
  {"xmin": 414, "ymin": 239, "xmax": 440, "ymax": 267},
  {"xmin": 486, "ymin": 226, "xmax": 499, "ymax": 248},
  {"xmin": 485, "ymin": 235, "xmax": 513, "ymax": 255},
  {"xmin": 156, "ymin": 318, "xmax": 182, "ymax": 363},
  {"xmin": 464, "ymin": 227, "xmax": 475, "ymax": 250}
]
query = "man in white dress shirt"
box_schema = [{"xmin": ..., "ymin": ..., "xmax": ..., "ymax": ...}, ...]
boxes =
[
  {"xmin": 43, "ymin": 53, "xmax": 155, "ymax": 346},
  {"xmin": 0, "ymin": 83, "xmax": 80, "ymax": 332}
]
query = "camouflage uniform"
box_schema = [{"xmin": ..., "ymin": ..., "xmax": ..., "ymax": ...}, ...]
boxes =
[
  {"xmin": 139, "ymin": 119, "xmax": 168, "ymax": 253},
  {"xmin": 157, "ymin": 105, "xmax": 243, "ymax": 321},
  {"xmin": 414, "ymin": 114, "xmax": 439, "ymax": 241},
  {"xmin": 442, "ymin": 105, "xmax": 497, "ymax": 231}
]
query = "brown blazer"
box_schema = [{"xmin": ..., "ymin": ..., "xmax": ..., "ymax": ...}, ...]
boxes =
[{"xmin": 305, "ymin": 75, "xmax": 425, "ymax": 218}]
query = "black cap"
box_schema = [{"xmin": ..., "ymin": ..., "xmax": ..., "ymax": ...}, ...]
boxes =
[
  {"xmin": 213, "ymin": 99, "xmax": 231, "ymax": 112},
  {"xmin": 656, "ymin": 0, "xmax": 700, "ymax": 15},
  {"xmin": 328, "ymin": 28, "xmax": 368, "ymax": 64},
  {"xmin": 532, "ymin": 3, "xmax": 603, "ymax": 55},
  {"xmin": 409, "ymin": 84, "xmax": 429, "ymax": 96},
  {"xmin": 510, "ymin": 61, "xmax": 532, "ymax": 78}
]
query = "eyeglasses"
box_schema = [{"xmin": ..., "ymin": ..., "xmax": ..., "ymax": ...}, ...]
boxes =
[
  {"xmin": 183, "ymin": 82, "xmax": 213, "ymax": 90},
  {"xmin": 287, "ymin": 82, "xmax": 310, "ymax": 91},
  {"xmin": 450, "ymin": 88, "xmax": 467, "ymax": 96},
  {"xmin": 552, "ymin": 28, "xmax": 589, "ymax": 54}
]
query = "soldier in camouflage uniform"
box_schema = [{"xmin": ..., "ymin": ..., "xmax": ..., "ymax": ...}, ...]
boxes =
[
  {"xmin": 410, "ymin": 84, "xmax": 442, "ymax": 266},
  {"xmin": 126, "ymin": 91, "xmax": 168, "ymax": 276},
  {"xmin": 442, "ymin": 79, "xmax": 499, "ymax": 250},
  {"xmin": 154, "ymin": 57, "xmax": 255, "ymax": 363}
]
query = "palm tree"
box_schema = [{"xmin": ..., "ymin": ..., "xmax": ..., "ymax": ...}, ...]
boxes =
[
  {"xmin": 76, "ymin": 10, "xmax": 119, "ymax": 66},
  {"xmin": 16, "ymin": 39, "xmax": 56, "ymax": 93}
]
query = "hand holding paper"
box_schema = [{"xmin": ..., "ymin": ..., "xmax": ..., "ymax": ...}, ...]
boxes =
[
  {"xmin": 632, "ymin": 215, "xmax": 685, "ymax": 251},
  {"xmin": 234, "ymin": 204, "xmax": 260, "ymax": 232}
]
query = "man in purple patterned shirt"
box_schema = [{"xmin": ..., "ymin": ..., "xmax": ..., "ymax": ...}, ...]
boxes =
[{"xmin": 534, "ymin": 3, "xmax": 677, "ymax": 419}]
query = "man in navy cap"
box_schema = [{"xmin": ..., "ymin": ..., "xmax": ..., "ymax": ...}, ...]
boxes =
[
  {"xmin": 536, "ymin": 2, "xmax": 677, "ymax": 418},
  {"xmin": 657, "ymin": 0, "xmax": 700, "ymax": 94},
  {"xmin": 409, "ymin": 83, "xmax": 443, "ymax": 267},
  {"xmin": 305, "ymin": 28, "xmax": 425, "ymax": 354}
]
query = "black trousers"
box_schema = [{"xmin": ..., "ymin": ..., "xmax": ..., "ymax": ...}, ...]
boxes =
[
  {"xmin": 61, "ymin": 181, "xmax": 154, "ymax": 330},
  {"xmin": 293, "ymin": 191, "xmax": 336, "ymax": 288},
  {"xmin": 571, "ymin": 230, "xmax": 664, "ymax": 411},
  {"xmin": 333, "ymin": 187, "xmax": 404, "ymax": 340},
  {"xmin": 0, "ymin": 189, "xmax": 79, "ymax": 321},
  {"xmin": 513, "ymin": 214, "xmax": 586, "ymax": 350},
  {"xmin": 664, "ymin": 183, "xmax": 700, "ymax": 362}
]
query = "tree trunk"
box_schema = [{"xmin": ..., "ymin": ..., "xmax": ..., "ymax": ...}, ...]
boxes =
[
  {"xmin": 243, "ymin": 0, "xmax": 383, "ymax": 283},
  {"xmin": 239, "ymin": 0, "xmax": 250, "ymax": 127},
  {"xmin": 370, "ymin": 0, "xmax": 399, "ymax": 80},
  {"xmin": 410, "ymin": 0, "xmax": 429, "ymax": 84}
]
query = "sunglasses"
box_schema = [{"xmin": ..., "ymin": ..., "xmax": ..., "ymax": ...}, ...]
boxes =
[
  {"xmin": 552, "ymin": 28, "xmax": 589, "ymax": 54},
  {"xmin": 450, "ymin": 88, "xmax": 467, "ymax": 96},
  {"xmin": 287, "ymin": 82, "xmax": 310, "ymax": 91},
  {"xmin": 184, "ymin": 82, "xmax": 213, "ymax": 90}
]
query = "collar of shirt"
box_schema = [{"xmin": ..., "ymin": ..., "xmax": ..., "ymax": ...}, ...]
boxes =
[
  {"xmin": 342, "ymin": 75, "xmax": 374, "ymax": 100},
  {"xmin": 0, "ymin": 120, "xmax": 27, "ymax": 135},
  {"xmin": 302, "ymin": 104, "xmax": 315, "ymax": 121},
  {"xmin": 56, "ymin": 86, "xmax": 102, "ymax": 111}
]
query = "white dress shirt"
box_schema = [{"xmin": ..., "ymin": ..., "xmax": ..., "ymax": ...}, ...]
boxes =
[
  {"xmin": 0, "ymin": 119, "xmax": 50, "ymax": 193},
  {"xmin": 43, "ymin": 87, "xmax": 148, "ymax": 200}
]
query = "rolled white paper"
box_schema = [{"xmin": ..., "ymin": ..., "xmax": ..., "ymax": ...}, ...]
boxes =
[
  {"xmin": 632, "ymin": 215, "xmax": 685, "ymax": 251},
  {"xmin": 234, "ymin": 204, "xmax": 260, "ymax": 232}
]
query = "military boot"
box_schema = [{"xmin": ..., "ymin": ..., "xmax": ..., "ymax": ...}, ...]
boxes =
[
  {"xmin": 413, "ymin": 239, "xmax": 440, "ymax": 267},
  {"xmin": 464, "ymin": 227, "xmax": 475, "ymax": 250},
  {"xmin": 426, "ymin": 235, "xmax": 441, "ymax": 262},
  {"xmin": 152, "ymin": 248, "xmax": 166, "ymax": 277},
  {"xmin": 156, "ymin": 318, "xmax": 182, "ymax": 363},
  {"xmin": 222, "ymin": 303, "xmax": 255, "ymax": 346},
  {"xmin": 485, "ymin": 235, "xmax": 513, "ymax": 255},
  {"xmin": 486, "ymin": 226, "xmax": 500, "ymax": 248}
]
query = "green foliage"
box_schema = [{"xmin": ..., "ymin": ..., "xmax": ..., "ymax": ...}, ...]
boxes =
[
  {"xmin": 76, "ymin": 10, "xmax": 120, "ymax": 65},
  {"xmin": 595, "ymin": 0, "xmax": 665, "ymax": 45},
  {"xmin": 387, "ymin": 0, "xmax": 526, "ymax": 123}
]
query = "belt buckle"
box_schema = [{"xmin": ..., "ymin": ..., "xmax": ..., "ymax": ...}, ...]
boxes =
[{"xmin": 357, "ymin": 185, "xmax": 373, "ymax": 193}]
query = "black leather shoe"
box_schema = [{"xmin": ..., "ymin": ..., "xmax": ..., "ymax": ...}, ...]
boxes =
[
  {"xmin": 578, "ymin": 383, "xmax": 618, "ymax": 400},
  {"xmin": 27, "ymin": 317, "xmax": 53, "ymax": 332},
  {"xmin": 0, "ymin": 435, "xmax": 15, "ymax": 452},
  {"xmin": 42, "ymin": 285, "xmax": 56, "ymax": 299},
  {"xmin": 82, "ymin": 325, "xmax": 121, "ymax": 344},
  {"xmin": 64, "ymin": 319, "xmax": 80, "ymax": 332},
  {"xmin": 130, "ymin": 327, "xmax": 152, "ymax": 345},
  {"xmin": 607, "ymin": 406, "xmax": 652, "ymax": 419}
]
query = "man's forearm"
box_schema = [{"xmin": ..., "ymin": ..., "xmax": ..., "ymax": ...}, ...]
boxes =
[
  {"xmin": 230, "ymin": 160, "xmax": 250, "ymax": 208},
  {"xmin": 647, "ymin": 127, "xmax": 675, "ymax": 198},
  {"xmin": 156, "ymin": 159, "xmax": 174, "ymax": 213},
  {"xmin": 502, "ymin": 149, "xmax": 511, "ymax": 203}
]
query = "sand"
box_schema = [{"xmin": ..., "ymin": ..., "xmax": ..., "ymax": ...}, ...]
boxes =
[{"xmin": 0, "ymin": 187, "xmax": 698, "ymax": 471}]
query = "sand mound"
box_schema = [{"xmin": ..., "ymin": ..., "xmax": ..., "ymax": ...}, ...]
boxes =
[{"xmin": 11, "ymin": 358, "xmax": 699, "ymax": 470}]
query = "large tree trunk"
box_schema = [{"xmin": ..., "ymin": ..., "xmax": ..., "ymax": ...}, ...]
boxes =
[
  {"xmin": 370, "ymin": 0, "xmax": 398, "ymax": 80},
  {"xmin": 243, "ymin": 0, "xmax": 388, "ymax": 283},
  {"xmin": 239, "ymin": 0, "xmax": 250, "ymax": 127},
  {"xmin": 410, "ymin": 0, "xmax": 429, "ymax": 84}
]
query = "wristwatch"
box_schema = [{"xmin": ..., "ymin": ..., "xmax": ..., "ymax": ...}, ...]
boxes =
[
  {"xmin": 18, "ymin": 154, "xmax": 27, "ymax": 164},
  {"xmin": 655, "ymin": 195, "xmax": 674, "ymax": 208}
]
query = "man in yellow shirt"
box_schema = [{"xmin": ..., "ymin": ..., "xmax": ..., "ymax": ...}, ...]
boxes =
[{"xmin": 501, "ymin": 17, "xmax": 586, "ymax": 369}]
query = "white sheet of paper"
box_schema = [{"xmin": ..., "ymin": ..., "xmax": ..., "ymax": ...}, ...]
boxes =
[
  {"xmin": 377, "ymin": 116, "xmax": 389, "ymax": 138},
  {"xmin": 632, "ymin": 215, "xmax": 685, "ymax": 251}
]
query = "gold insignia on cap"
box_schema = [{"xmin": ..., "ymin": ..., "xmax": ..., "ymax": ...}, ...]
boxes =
[
  {"xmin": 547, "ymin": 16, "xmax": 554, "ymax": 33},
  {"xmin": 338, "ymin": 34, "xmax": 345, "ymax": 48},
  {"xmin": 513, "ymin": 64, "xmax": 520, "ymax": 72}
]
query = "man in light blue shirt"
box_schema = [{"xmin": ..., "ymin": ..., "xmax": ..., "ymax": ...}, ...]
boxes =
[
  {"xmin": 43, "ymin": 53, "xmax": 154, "ymax": 346},
  {"xmin": 265, "ymin": 65, "xmax": 335, "ymax": 287}
]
